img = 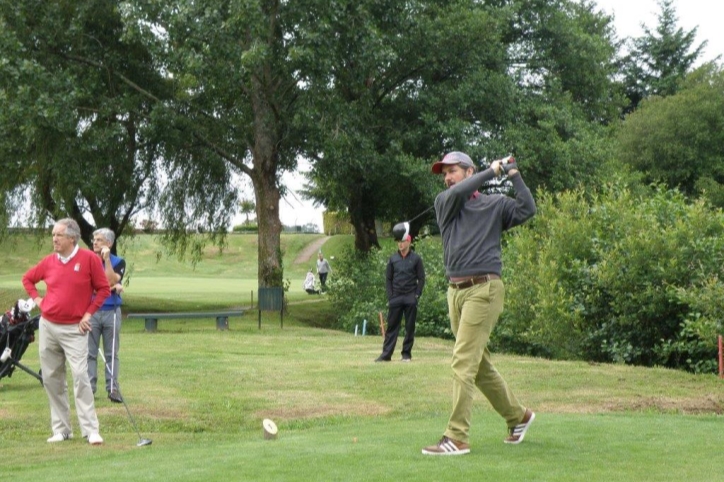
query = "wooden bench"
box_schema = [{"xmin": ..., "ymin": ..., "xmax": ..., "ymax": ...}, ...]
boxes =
[{"xmin": 126, "ymin": 310, "xmax": 245, "ymax": 332}]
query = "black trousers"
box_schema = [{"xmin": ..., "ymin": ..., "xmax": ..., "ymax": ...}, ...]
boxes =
[
  {"xmin": 380, "ymin": 302, "xmax": 417, "ymax": 360},
  {"xmin": 319, "ymin": 272, "xmax": 328, "ymax": 290}
]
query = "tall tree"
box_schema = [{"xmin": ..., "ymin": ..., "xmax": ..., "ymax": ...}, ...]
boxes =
[
  {"xmin": 619, "ymin": 0, "xmax": 706, "ymax": 114},
  {"xmin": 616, "ymin": 65, "xmax": 724, "ymax": 207},
  {"xmin": 121, "ymin": 0, "xmax": 316, "ymax": 286},
  {"xmin": 3, "ymin": 0, "xmax": 337, "ymax": 286},
  {"xmin": 239, "ymin": 199, "xmax": 256, "ymax": 225},
  {"xmin": 301, "ymin": 0, "xmax": 515, "ymax": 251},
  {"xmin": 491, "ymin": 0, "xmax": 623, "ymax": 193},
  {"xmin": 0, "ymin": 0, "xmax": 236, "ymax": 251},
  {"xmin": 303, "ymin": 0, "xmax": 623, "ymax": 250}
]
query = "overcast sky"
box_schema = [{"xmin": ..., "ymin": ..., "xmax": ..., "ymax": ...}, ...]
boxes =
[
  {"xmin": 596, "ymin": 0, "xmax": 723, "ymax": 64},
  {"xmin": 270, "ymin": 0, "xmax": 724, "ymax": 231}
]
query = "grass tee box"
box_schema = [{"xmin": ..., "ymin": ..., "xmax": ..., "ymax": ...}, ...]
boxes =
[{"xmin": 126, "ymin": 310, "xmax": 245, "ymax": 332}]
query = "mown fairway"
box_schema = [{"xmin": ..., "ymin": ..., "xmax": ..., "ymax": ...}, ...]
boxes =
[
  {"xmin": 0, "ymin": 231, "xmax": 349, "ymax": 310},
  {"xmin": 1, "ymin": 233, "xmax": 722, "ymax": 482}
]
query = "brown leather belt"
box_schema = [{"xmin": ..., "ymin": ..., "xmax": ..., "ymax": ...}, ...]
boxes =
[{"xmin": 449, "ymin": 274, "xmax": 501, "ymax": 289}]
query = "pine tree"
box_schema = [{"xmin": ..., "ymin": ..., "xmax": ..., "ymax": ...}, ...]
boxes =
[{"xmin": 620, "ymin": 0, "xmax": 706, "ymax": 114}]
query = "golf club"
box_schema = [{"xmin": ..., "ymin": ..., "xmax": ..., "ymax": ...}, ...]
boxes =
[
  {"xmin": 111, "ymin": 296, "xmax": 118, "ymax": 397},
  {"xmin": 392, "ymin": 156, "xmax": 517, "ymax": 240},
  {"xmin": 91, "ymin": 330, "xmax": 152, "ymax": 447}
]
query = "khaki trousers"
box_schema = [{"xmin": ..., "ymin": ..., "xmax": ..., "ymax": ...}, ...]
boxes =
[
  {"xmin": 443, "ymin": 280, "xmax": 525, "ymax": 443},
  {"xmin": 39, "ymin": 317, "xmax": 100, "ymax": 437}
]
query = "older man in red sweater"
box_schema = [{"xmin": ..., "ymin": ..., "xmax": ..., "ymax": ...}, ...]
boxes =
[{"xmin": 23, "ymin": 218, "xmax": 111, "ymax": 445}]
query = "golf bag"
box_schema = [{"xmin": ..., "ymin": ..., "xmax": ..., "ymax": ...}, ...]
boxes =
[{"xmin": 0, "ymin": 300, "xmax": 42, "ymax": 383}]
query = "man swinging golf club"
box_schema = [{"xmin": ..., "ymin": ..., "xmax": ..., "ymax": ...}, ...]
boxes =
[
  {"xmin": 88, "ymin": 228, "xmax": 126, "ymax": 404},
  {"xmin": 421, "ymin": 152, "xmax": 537, "ymax": 456}
]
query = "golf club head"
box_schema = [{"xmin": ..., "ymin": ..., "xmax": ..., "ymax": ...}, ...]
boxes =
[
  {"xmin": 392, "ymin": 222, "xmax": 410, "ymax": 242},
  {"xmin": 17, "ymin": 298, "xmax": 35, "ymax": 313},
  {"xmin": 137, "ymin": 438, "xmax": 153, "ymax": 447},
  {"xmin": 500, "ymin": 156, "xmax": 516, "ymax": 174}
]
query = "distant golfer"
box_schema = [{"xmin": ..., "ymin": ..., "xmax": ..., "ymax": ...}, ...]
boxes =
[
  {"xmin": 422, "ymin": 152, "xmax": 536, "ymax": 456},
  {"xmin": 375, "ymin": 227, "xmax": 425, "ymax": 362},
  {"xmin": 22, "ymin": 218, "xmax": 111, "ymax": 445},
  {"xmin": 88, "ymin": 228, "xmax": 126, "ymax": 404},
  {"xmin": 316, "ymin": 252, "xmax": 331, "ymax": 291}
]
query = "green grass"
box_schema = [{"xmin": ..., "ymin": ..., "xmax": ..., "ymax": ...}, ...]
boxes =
[
  {"xmin": 1, "ymin": 319, "xmax": 722, "ymax": 481},
  {"xmin": 0, "ymin": 231, "xmax": 333, "ymax": 280},
  {"xmin": 0, "ymin": 232, "xmax": 350, "ymax": 311},
  {"xmin": 1, "ymin": 232, "xmax": 723, "ymax": 481}
]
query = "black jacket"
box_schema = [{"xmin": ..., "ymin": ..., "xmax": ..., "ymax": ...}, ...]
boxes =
[{"xmin": 386, "ymin": 250, "xmax": 426, "ymax": 307}]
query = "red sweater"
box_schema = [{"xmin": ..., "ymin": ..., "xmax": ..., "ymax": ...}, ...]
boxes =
[{"xmin": 22, "ymin": 248, "xmax": 111, "ymax": 324}]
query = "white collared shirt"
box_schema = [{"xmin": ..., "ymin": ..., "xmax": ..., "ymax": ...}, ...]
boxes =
[{"xmin": 57, "ymin": 245, "xmax": 79, "ymax": 264}]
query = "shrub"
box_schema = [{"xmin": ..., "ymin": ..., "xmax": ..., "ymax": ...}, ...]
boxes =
[
  {"xmin": 139, "ymin": 219, "xmax": 158, "ymax": 234},
  {"xmin": 232, "ymin": 223, "xmax": 258, "ymax": 233},
  {"xmin": 499, "ymin": 182, "xmax": 724, "ymax": 373},
  {"xmin": 329, "ymin": 181, "xmax": 724, "ymax": 374},
  {"xmin": 327, "ymin": 237, "xmax": 450, "ymax": 337}
]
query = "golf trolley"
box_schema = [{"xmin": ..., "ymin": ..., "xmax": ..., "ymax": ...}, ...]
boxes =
[{"xmin": 0, "ymin": 299, "xmax": 42, "ymax": 384}]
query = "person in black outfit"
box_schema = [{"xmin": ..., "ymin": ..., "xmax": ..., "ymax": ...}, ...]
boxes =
[{"xmin": 376, "ymin": 225, "xmax": 426, "ymax": 362}]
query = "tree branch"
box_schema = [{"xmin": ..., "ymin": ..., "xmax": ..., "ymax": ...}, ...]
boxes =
[{"xmin": 190, "ymin": 131, "xmax": 252, "ymax": 177}]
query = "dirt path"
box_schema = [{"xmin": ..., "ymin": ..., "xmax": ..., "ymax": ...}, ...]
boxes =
[{"xmin": 293, "ymin": 236, "xmax": 331, "ymax": 265}]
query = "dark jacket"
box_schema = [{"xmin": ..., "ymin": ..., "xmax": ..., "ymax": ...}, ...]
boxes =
[
  {"xmin": 386, "ymin": 250, "xmax": 426, "ymax": 307},
  {"xmin": 434, "ymin": 170, "xmax": 536, "ymax": 278}
]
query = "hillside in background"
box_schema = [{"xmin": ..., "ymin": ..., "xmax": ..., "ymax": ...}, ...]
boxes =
[{"xmin": 0, "ymin": 232, "xmax": 355, "ymax": 313}]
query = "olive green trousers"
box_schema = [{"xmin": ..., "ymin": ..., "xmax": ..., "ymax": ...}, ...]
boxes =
[{"xmin": 443, "ymin": 279, "xmax": 526, "ymax": 444}]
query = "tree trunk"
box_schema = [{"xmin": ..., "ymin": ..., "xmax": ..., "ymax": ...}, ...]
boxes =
[
  {"xmin": 252, "ymin": 170, "xmax": 283, "ymax": 288},
  {"xmin": 250, "ymin": 74, "xmax": 284, "ymax": 288},
  {"xmin": 349, "ymin": 188, "xmax": 380, "ymax": 252}
]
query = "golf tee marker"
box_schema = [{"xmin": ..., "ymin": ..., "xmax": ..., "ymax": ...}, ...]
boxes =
[{"xmin": 263, "ymin": 419, "xmax": 278, "ymax": 440}]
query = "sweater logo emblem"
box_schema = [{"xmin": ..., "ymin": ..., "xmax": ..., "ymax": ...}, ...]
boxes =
[{"xmin": 74, "ymin": 263, "xmax": 81, "ymax": 272}]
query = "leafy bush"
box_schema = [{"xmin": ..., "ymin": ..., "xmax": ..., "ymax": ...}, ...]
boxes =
[
  {"xmin": 327, "ymin": 237, "xmax": 450, "ymax": 337},
  {"xmin": 500, "ymin": 182, "xmax": 724, "ymax": 373},
  {"xmin": 139, "ymin": 219, "xmax": 158, "ymax": 234},
  {"xmin": 329, "ymin": 180, "xmax": 724, "ymax": 373},
  {"xmin": 232, "ymin": 223, "xmax": 258, "ymax": 233}
]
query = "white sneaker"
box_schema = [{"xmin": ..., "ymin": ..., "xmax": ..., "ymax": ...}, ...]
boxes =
[
  {"xmin": 47, "ymin": 433, "xmax": 73, "ymax": 443},
  {"xmin": 88, "ymin": 433, "xmax": 104, "ymax": 445},
  {"xmin": 504, "ymin": 409, "xmax": 536, "ymax": 444}
]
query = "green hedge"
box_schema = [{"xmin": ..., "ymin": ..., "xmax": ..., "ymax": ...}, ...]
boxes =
[
  {"xmin": 500, "ymin": 183, "xmax": 724, "ymax": 373},
  {"xmin": 329, "ymin": 182, "xmax": 724, "ymax": 374},
  {"xmin": 326, "ymin": 238, "xmax": 450, "ymax": 338}
]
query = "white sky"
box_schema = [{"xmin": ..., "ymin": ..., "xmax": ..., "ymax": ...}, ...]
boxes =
[
  {"xmin": 595, "ymin": 0, "xmax": 724, "ymax": 65},
  {"xmin": 251, "ymin": 0, "xmax": 724, "ymax": 231},
  {"xmin": 234, "ymin": 158, "xmax": 324, "ymax": 230}
]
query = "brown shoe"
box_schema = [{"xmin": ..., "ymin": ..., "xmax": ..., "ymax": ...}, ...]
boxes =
[
  {"xmin": 504, "ymin": 408, "xmax": 535, "ymax": 444},
  {"xmin": 421, "ymin": 436, "xmax": 470, "ymax": 455}
]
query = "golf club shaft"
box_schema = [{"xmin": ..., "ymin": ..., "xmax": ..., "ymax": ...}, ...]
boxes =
[
  {"xmin": 111, "ymin": 295, "xmax": 118, "ymax": 393},
  {"xmin": 91, "ymin": 330, "xmax": 149, "ymax": 443},
  {"xmin": 404, "ymin": 155, "xmax": 516, "ymax": 226},
  {"xmin": 408, "ymin": 205, "xmax": 435, "ymax": 224}
]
